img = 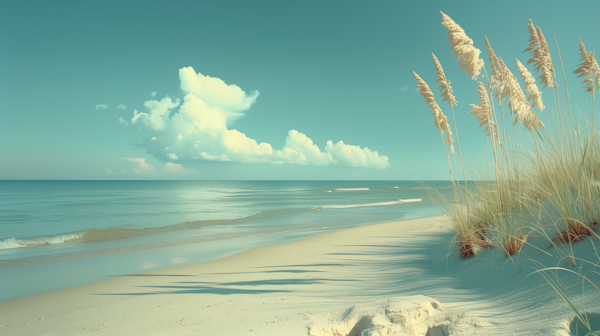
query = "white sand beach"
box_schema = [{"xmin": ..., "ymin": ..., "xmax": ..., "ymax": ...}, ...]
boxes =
[{"xmin": 1, "ymin": 215, "xmax": 599, "ymax": 335}]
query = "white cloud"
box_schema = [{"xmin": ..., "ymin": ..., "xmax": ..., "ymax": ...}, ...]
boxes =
[
  {"xmin": 151, "ymin": 91, "xmax": 157, "ymax": 97},
  {"xmin": 118, "ymin": 104, "xmax": 127, "ymax": 110},
  {"xmin": 105, "ymin": 168, "xmax": 112, "ymax": 174},
  {"xmin": 179, "ymin": 67, "xmax": 258, "ymax": 114},
  {"xmin": 122, "ymin": 158, "xmax": 155, "ymax": 174},
  {"xmin": 96, "ymin": 104, "xmax": 108, "ymax": 110},
  {"xmin": 199, "ymin": 152, "xmax": 230, "ymax": 161},
  {"xmin": 399, "ymin": 84, "xmax": 409, "ymax": 91},
  {"xmin": 121, "ymin": 169, "xmax": 127, "ymax": 174},
  {"xmin": 118, "ymin": 117, "xmax": 128, "ymax": 126},
  {"xmin": 162, "ymin": 162, "xmax": 199, "ymax": 174},
  {"xmin": 131, "ymin": 97, "xmax": 180, "ymax": 131},
  {"xmin": 325, "ymin": 140, "xmax": 389, "ymax": 169},
  {"xmin": 128, "ymin": 67, "xmax": 389, "ymax": 169},
  {"xmin": 275, "ymin": 130, "xmax": 332, "ymax": 166}
]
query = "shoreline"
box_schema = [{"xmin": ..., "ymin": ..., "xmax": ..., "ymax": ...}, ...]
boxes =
[{"xmin": 0, "ymin": 215, "xmax": 593, "ymax": 335}]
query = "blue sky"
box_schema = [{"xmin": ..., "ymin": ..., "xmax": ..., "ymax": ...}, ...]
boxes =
[{"xmin": 1, "ymin": 0, "xmax": 599, "ymax": 180}]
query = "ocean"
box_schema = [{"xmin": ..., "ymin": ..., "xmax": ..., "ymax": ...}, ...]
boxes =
[{"xmin": 0, "ymin": 180, "xmax": 452, "ymax": 302}]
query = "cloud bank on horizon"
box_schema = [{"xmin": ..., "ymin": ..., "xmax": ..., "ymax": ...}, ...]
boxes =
[{"xmin": 125, "ymin": 67, "xmax": 389, "ymax": 169}]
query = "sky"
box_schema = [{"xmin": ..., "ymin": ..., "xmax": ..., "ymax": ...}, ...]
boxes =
[{"xmin": 1, "ymin": 0, "xmax": 599, "ymax": 180}]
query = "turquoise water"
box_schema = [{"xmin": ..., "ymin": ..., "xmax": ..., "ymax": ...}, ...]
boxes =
[{"xmin": 0, "ymin": 180, "xmax": 452, "ymax": 302}]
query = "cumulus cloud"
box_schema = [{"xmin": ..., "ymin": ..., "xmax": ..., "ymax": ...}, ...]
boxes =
[
  {"xmin": 96, "ymin": 104, "xmax": 108, "ymax": 110},
  {"xmin": 122, "ymin": 158, "xmax": 155, "ymax": 174},
  {"xmin": 128, "ymin": 67, "xmax": 389, "ymax": 169},
  {"xmin": 118, "ymin": 117, "xmax": 128, "ymax": 126},
  {"xmin": 151, "ymin": 91, "xmax": 157, "ymax": 97},
  {"xmin": 105, "ymin": 168, "xmax": 112, "ymax": 174},
  {"xmin": 162, "ymin": 162, "xmax": 199, "ymax": 174},
  {"xmin": 118, "ymin": 104, "xmax": 127, "ymax": 110},
  {"xmin": 325, "ymin": 140, "xmax": 389, "ymax": 169},
  {"xmin": 179, "ymin": 67, "xmax": 259, "ymax": 114},
  {"xmin": 199, "ymin": 152, "xmax": 230, "ymax": 161},
  {"xmin": 131, "ymin": 97, "xmax": 180, "ymax": 131}
]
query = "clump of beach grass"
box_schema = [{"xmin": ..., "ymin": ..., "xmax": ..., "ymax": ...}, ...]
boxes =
[
  {"xmin": 414, "ymin": 11, "xmax": 600, "ymax": 332},
  {"xmin": 415, "ymin": 11, "xmax": 599, "ymax": 260}
]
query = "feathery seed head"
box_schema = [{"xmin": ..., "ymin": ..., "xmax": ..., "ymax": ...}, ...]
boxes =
[
  {"xmin": 574, "ymin": 38, "xmax": 600, "ymax": 99},
  {"xmin": 440, "ymin": 11, "xmax": 484, "ymax": 80},
  {"xmin": 469, "ymin": 82, "xmax": 500, "ymax": 143},
  {"xmin": 516, "ymin": 59, "xmax": 545, "ymax": 111},
  {"xmin": 438, "ymin": 113, "xmax": 450, "ymax": 132},
  {"xmin": 485, "ymin": 36, "xmax": 502, "ymax": 72},
  {"xmin": 414, "ymin": 72, "xmax": 449, "ymax": 133},
  {"xmin": 486, "ymin": 39, "xmax": 511, "ymax": 101},
  {"xmin": 432, "ymin": 53, "xmax": 458, "ymax": 106},
  {"xmin": 535, "ymin": 26, "xmax": 557, "ymax": 88},
  {"xmin": 524, "ymin": 20, "xmax": 540, "ymax": 61},
  {"xmin": 523, "ymin": 112, "xmax": 544, "ymax": 132},
  {"xmin": 505, "ymin": 66, "xmax": 544, "ymax": 132},
  {"xmin": 507, "ymin": 69, "xmax": 532, "ymax": 125},
  {"xmin": 445, "ymin": 129, "xmax": 455, "ymax": 153},
  {"xmin": 523, "ymin": 20, "xmax": 556, "ymax": 88}
]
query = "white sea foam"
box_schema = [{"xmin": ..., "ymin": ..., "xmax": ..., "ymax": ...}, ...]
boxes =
[
  {"xmin": 399, "ymin": 198, "xmax": 422, "ymax": 203},
  {"xmin": 311, "ymin": 198, "xmax": 422, "ymax": 210},
  {"xmin": 393, "ymin": 186, "xmax": 400, "ymax": 188},
  {"xmin": 325, "ymin": 190, "xmax": 332, "ymax": 193},
  {"xmin": 0, "ymin": 233, "xmax": 85, "ymax": 250},
  {"xmin": 335, "ymin": 188, "xmax": 369, "ymax": 191}
]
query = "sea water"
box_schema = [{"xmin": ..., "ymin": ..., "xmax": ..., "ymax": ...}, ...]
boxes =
[{"xmin": 0, "ymin": 180, "xmax": 453, "ymax": 302}]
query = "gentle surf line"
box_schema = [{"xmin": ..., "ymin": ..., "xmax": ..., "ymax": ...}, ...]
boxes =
[
  {"xmin": 0, "ymin": 224, "xmax": 356, "ymax": 268},
  {"xmin": 0, "ymin": 208, "xmax": 301, "ymax": 250},
  {"xmin": 311, "ymin": 198, "xmax": 422, "ymax": 211},
  {"xmin": 0, "ymin": 198, "xmax": 424, "ymax": 250},
  {"xmin": 0, "ymin": 233, "xmax": 86, "ymax": 249}
]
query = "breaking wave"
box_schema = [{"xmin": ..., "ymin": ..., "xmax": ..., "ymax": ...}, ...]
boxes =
[
  {"xmin": 311, "ymin": 198, "xmax": 422, "ymax": 211},
  {"xmin": 0, "ymin": 233, "xmax": 86, "ymax": 249},
  {"xmin": 335, "ymin": 188, "xmax": 369, "ymax": 191}
]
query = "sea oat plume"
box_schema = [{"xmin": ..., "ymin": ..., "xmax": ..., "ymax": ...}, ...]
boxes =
[
  {"xmin": 440, "ymin": 11, "xmax": 485, "ymax": 79},
  {"xmin": 523, "ymin": 21, "xmax": 556, "ymax": 88},
  {"xmin": 486, "ymin": 37, "xmax": 510, "ymax": 101},
  {"xmin": 506, "ymin": 67, "xmax": 536, "ymax": 128},
  {"xmin": 523, "ymin": 111, "xmax": 544, "ymax": 131},
  {"xmin": 438, "ymin": 113, "xmax": 450, "ymax": 132},
  {"xmin": 414, "ymin": 72, "xmax": 450, "ymax": 132},
  {"xmin": 524, "ymin": 20, "xmax": 540, "ymax": 64},
  {"xmin": 574, "ymin": 38, "xmax": 600, "ymax": 99},
  {"xmin": 516, "ymin": 59, "xmax": 545, "ymax": 111},
  {"xmin": 485, "ymin": 36, "xmax": 502, "ymax": 75},
  {"xmin": 432, "ymin": 53, "xmax": 457, "ymax": 106},
  {"xmin": 445, "ymin": 129, "xmax": 455, "ymax": 153},
  {"xmin": 535, "ymin": 26, "xmax": 557, "ymax": 88},
  {"xmin": 469, "ymin": 82, "xmax": 500, "ymax": 143}
]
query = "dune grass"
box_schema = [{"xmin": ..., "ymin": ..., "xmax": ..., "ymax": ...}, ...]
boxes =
[{"xmin": 415, "ymin": 11, "xmax": 599, "ymax": 334}]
